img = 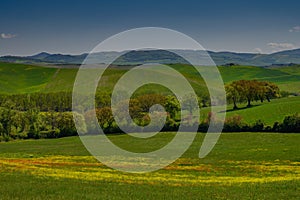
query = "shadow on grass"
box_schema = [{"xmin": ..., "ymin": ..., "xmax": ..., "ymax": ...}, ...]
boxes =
[{"xmin": 226, "ymin": 104, "xmax": 262, "ymax": 112}]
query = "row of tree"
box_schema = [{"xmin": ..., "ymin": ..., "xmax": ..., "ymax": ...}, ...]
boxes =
[
  {"xmin": 1, "ymin": 106, "xmax": 299, "ymax": 142},
  {"xmin": 0, "ymin": 91, "xmax": 209, "ymax": 113},
  {"xmin": 0, "ymin": 79, "xmax": 281, "ymax": 113},
  {"xmin": 0, "ymin": 93, "xmax": 200, "ymax": 140},
  {"xmin": 0, "ymin": 92, "xmax": 72, "ymax": 112},
  {"xmin": 0, "ymin": 106, "xmax": 86, "ymax": 141},
  {"xmin": 226, "ymin": 80, "xmax": 280, "ymax": 109}
]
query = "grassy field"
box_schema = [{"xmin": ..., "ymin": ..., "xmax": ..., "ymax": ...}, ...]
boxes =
[
  {"xmin": 218, "ymin": 65, "xmax": 300, "ymax": 94},
  {"xmin": 0, "ymin": 133, "xmax": 299, "ymax": 199},
  {"xmin": 0, "ymin": 62, "xmax": 56, "ymax": 93},
  {"xmin": 1, "ymin": 62, "xmax": 300, "ymax": 94},
  {"xmin": 200, "ymin": 96, "xmax": 300, "ymax": 126}
]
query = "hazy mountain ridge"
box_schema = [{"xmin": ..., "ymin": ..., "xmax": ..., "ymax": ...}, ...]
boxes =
[{"xmin": 1, "ymin": 49, "xmax": 300, "ymax": 66}]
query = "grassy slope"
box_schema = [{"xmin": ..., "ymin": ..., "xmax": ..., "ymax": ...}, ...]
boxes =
[
  {"xmin": 226, "ymin": 97, "xmax": 300, "ymax": 125},
  {"xmin": 219, "ymin": 65, "xmax": 300, "ymax": 93},
  {"xmin": 1, "ymin": 62, "xmax": 300, "ymax": 93},
  {"xmin": 200, "ymin": 96, "xmax": 300, "ymax": 125},
  {"xmin": 44, "ymin": 65, "xmax": 300, "ymax": 97},
  {"xmin": 0, "ymin": 133, "xmax": 299, "ymax": 199},
  {"xmin": 0, "ymin": 62, "xmax": 57, "ymax": 93},
  {"xmin": 43, "ymin": 68, "xmax": 78, "ymax": 92},
  {"xmin": 38, "ymin": 64, "xmax": 208, "ymax": 95},
  {"xmin": 270, "ymin": 66, "xmax": 300, "ymax": 93}
]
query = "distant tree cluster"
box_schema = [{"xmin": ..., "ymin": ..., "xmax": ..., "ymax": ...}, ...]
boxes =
[
  {"xmin": 84, "ymin": 93, "xmax": 202, "ymax": 133},
  {"xmin": 0, "ymin": 106, "xmax": 85, "ymax": 141},
  {"xmin": 0, "ymin": 92, "xmax": 72, "ymax": 112},
  {"xmin": 0, "ymin": 92, "xmax": 203, "ymax": 140},
  {"xmin": 226, "ymin": 80, "xmax": 280, "ymax": 109}
]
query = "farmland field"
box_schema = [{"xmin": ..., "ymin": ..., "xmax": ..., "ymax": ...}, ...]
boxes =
[{"xmin": 0, "ymin": 133, "xmax": 299, "ymax": 199}]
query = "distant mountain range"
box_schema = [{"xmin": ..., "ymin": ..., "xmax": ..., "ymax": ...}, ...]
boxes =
[{"xmin": 1, "ymin": 48, "xmax": 300, "ymax": 67}]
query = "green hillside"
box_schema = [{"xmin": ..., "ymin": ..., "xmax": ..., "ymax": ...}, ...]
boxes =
[
  {"xmin": 0, "ymin": 62, "xmax": 56, "ymax": 93},
  {"xmin": 200, "ymin": 96, "xmax": 300, "ymax": 126},
  {"xmin": 0, "ymin": 62, "xmax": 300, "ymax": 94},
  {"xmin": 219, "ymin": 65, "xmax": 300, "ymax": 94},
  {"xmin": 44, "ymin": 68, "xmax": 77, "ymax": 92},
  {"xmin": 269, "ymin": 66, "xmax": 300, "ymax": 93}
]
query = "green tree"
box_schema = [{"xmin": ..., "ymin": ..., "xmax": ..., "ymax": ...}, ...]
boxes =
[
  {"xmin": 0, "ymin": 100, "xmax": 16, "ymax": 137},
  {"xmin": 96, "ymin": 107, "xmax": 114, "ymax": 129},
  {"xmin": 26, "ymin": 109, "xmax": 40, "ymax": 139},
  {"xmin": 225, "ymin": 80, "xmax": 280, "ymax": 109},
  {"xmin": 225, "ymin": 83, "xmax": 240, "ymax": 109},
  {"xmin": 164, "ymin": 95, "xmax": 180, "ymax": 119}
]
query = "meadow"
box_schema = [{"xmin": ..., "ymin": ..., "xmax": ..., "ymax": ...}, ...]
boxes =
[
  {"xmin": 200, "ymin": 96, "xmax": 300, "ymax": 126},
  {"xmin": 0, "ymin": 62, "xmax": 299, "ymax": 199},
  {"xmin": 0, "ymin": 132, "xmax": 299, "ymax": 199},
  {"xmin": 1, "ymin": 62, "xmax": 300, "ymax": 94}
]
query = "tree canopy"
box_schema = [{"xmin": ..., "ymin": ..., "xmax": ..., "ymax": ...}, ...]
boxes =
[{"xmin": 225, "ymin": 80, "xmax": 280, "ymax": 109}]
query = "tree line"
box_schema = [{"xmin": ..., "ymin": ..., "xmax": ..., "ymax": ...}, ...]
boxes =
[
  {"xmin": 0, "ymin": 92, "xmax": 72, "ymax": 112},
  {"xmin": 0, "ymin": 103, "xmax": 299, "ymax": 142},
  {"xmin": 0, "ymin": 79, "xmax": 299, "ymax": 141},
  {"xmin": 0, "ymin": 92, "xmax": 202, "ymax": 140}
]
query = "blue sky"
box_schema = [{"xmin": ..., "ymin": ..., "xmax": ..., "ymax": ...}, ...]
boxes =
[{"xmin": 0, "ymin": 0, "xmax": 299, "ymax": 55}]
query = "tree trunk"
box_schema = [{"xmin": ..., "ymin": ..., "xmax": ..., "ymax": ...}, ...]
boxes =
[
  {"xmin": 247, "ymin": 98, "xmax": 251, "ymax": 107},
  {"xmin": 233, "ymin": 101, "xmax": 238, "ymax": 110},
  {"xmin": 232, "ymin": 97, "xmax": 238, "ymax": 109}
]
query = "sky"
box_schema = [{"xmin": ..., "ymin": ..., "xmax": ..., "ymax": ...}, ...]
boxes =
[{"xmin": 0, "ymin": 0, "xmax": 299, "ymax": 56}]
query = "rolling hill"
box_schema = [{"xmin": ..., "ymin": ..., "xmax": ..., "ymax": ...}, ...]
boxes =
[
  {"xmin": 2, "ymin": 48, "xmax": 300, "ymax": 66},
  {"xmin": 0, "ymin": 61, "xmax": 299, "ymax": 128},
  {"xmin": 0, "ymin": 62, "xmax": 300, "ymax": 94},
  {"xmin": 0, "ymin": 62, "xmax": 56, "ymax": 93}
]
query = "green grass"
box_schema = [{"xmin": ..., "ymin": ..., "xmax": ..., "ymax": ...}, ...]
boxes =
[
  {"xmin": 219, "ymin": 65, "xmax": 292, "ymax": 82},
  {"xmin": 1, "ymin": 62, "xmax": 300, "ymax": 94},
  {"xmin": 0, "ymin": 133, "xmax": 299, "ymax": 199},
  {"xmin": 272, "ymin": 65, "xmax": 300, "ymax": 75},
  {"xmin": 219, "ymin": 65, "xmax": 300, "ymax": 93},
  {"xmin": 44, "ymin": 68, "xmax": 78, "ymax": 92},
  {"xmin": 200, "ymin": 96, "xmax": 300, "ymax": 125},
  {"xmin": 0, "ymin": 62, "xmax": 57, "ymax": 93},
  {"xmin": 225, "ymin": 97, "xmax": 300, "ymax": 125}
]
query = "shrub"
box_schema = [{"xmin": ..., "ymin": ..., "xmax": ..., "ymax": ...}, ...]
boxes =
[
  {"xmin": 272, "ymin": 122, "xmax": 280, "ymax": 132},
  {"xmin": 198, "ymin": 122, "xmax": 209, "ymax": 132},
  {"xmin": 223, "ymin": 115, "xmax": 244, "ymax": 132},
  {"xmin": 280, "ymin": 91, "xmax": 290, "ymax": 98},
  {"xmin": 251, "ymin": 120, "xmax": 265, "ymax": 132},
  {"xmin": 279, "ymin": 113, "xmax": 300, "ymax": 133},
  {"xmin": 3, "ymin": 135, "xmax": 11, "ymax": 142}
]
